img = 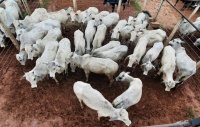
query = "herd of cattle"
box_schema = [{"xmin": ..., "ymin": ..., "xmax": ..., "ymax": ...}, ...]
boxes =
[{"xmin": 0, "ymin": 0, "xmax": 199, "ymax": 126}]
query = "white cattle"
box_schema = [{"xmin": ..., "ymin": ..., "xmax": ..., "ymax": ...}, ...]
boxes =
[
  {"xmin": 47, "ymin": 38, "xmax": 72, "ymax": 82},
  {"xmin": 27, "ymin": 19, "xmax": 61, "ymax": 31},
  {"xmin": 126, "ymin": 36, "xmax": 148, "ymax": 67},
  {"xmin": 169, "ymin": 38, "xmax": 196, "ymax": 84},
  {"xmin": 74, "ymin": 29, "xmax": 85, "ymax": 55},
  {"xmin": 91, "ymin": 41, "xmax": 121, "ymax": 55},
  {"xmin": 137, "ymin": 29, "xmax": 166, "ymax": 46},
  {"xmin": 136, "ymin": 12, "xmax": 146, "ymax": 22},
  {"xmin": 179, "ymin": 19, "xmax": 200, "ymax": 35},
  {"xmin": 94, "ymin": 11, "xmax": 109, "ymax": 19},
  {"xmin": 129, "ymin": 30, "xmax": 138, "ymax": 46},
  {"xmin": 25, "ymin": 28, "xmax": 62, "ymax": 60},
  {"xmin": 13, "ymin": 8, "xmax": 48, "ymax": 30},
  {"xmin": 73, "ymin": 81, "xmax": 131, "ymax": 126},
  {"xmin": 120, "ymin": 25, "xmax": 134, "ymax": 43},
  {"xmin": 92, "ymin": 24, "xmax": 107, "ymax": 51},
  {"xmin": 69, "ymin": 53, "xmax": 119, "ymax": 87},
  {"xmin": 141, "ymin": 42, "xmax": 164, "ymax": 75},
  {"xmin": 133, "ymin": 20, "xmax": 148, "ymax": 32},
  {"xmin": 71, "ymin": 10, "xmax": 86, "ymax": 23},
  {"xmin": 157, "ymin": 46, "xmax": 176, "ymax": 91},
  {"xmin": 111, "ymin": 20, "xmax": 127, "ymax": 40},
  {"xmin": 43, "ymin": 9, "xmax": 71, "ymax": 23},
  {"xmin": 22, "ymin": 41, "xmax": 59, "ymax": 88},
  {"xmin": 16, "ymin": 27, "xmax": 47, "ymax": 65},
  {"xmin": 85, "ymin": 20, "xmax": 96, "ymax": 53},
  {"xmin": 194, "ymin": 38, "xmax": 200, "ymax": 46},
  {"xmin": 94, "ymin": 12, "xmax": 119, "ymax": 27},
  {"xmin": 92, "ymin": 45, "xmax": 128, "ymax": 62},
  {"xmin": 114, "ymin": 72, "xmax": 142, "ymax": 109}
]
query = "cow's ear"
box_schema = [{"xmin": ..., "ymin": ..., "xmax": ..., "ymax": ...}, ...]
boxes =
[
  {"xmin": 126, "ymin": 72, "xmax": 130, "ymax": 75},
  {"xmin": 20, "ymin": 74, "xmax": 26, "ymax": 80}
]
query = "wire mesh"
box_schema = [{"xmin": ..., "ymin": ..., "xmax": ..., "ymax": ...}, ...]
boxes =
[{"xmin": 0, "ymin": 40, "xmax": 18, "ymax": 78}]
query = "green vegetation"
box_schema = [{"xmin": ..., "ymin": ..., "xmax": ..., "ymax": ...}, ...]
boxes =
[
  {"xmin": 130, "ymin": 0, "xmax": 142, "ymax": 12},
  {"xmin": 42, "ymin": 0, "xmax": 51, "ymax": 9},
  {"xmin": 186, "ymin": 107, "xmax": 196, "ymax": 119}
]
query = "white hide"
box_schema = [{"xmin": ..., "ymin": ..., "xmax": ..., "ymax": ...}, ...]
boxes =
[
  {"xmin": 157, "ymin": 46, "xmax": 176, "ymax": 91},
  {"xmin": 70, "ymin": 53, "xmax": 119, "ymax": 87},
  {"xmin": 74, "ymin": 29, "xmax": 85, "ymax": 55},
  {"xmin": 141, "ymin": 42, "xmax": 164, "ymax": 75},
  {"xmin": 92, "ymin": 45, "xmax": 128, "ymax": 62},
  {"xmin": 94, "ymin": 12, "xmax": 119, "ymax": 27},
  {"xmin": 92, "ymin": 24, "xmax": 107, "ymax": 51},
  {"xmin": 113, "ymin": 72, "xmax": 142, "ymax": 109},
  {"xmin": 111, "ymin": 20, "xmax": 127, "ymax": 40},
  {"xmin": 126, "ymin": 37, "xmax": 148, "ymax": 67},
  {"xmin": 85, "ymin": 20, "xmax": 96, "ymax": 53}
]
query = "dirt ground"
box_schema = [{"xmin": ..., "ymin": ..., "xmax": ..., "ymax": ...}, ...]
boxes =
[{"xmin": 0, "ymin": 0, "xmax": 200, "ymax": 127}]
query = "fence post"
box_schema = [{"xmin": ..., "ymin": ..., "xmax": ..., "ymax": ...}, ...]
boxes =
[
  {"xmin": 165, "ymin": 1, "xmax": 200, "ymax": 45},
  {"xmin": 73, "ymin": 0, "xmax": 77, "ymax": 11},
  {"xmin": 197, "ymin": 61, "xmax": 200, "ymax": 69},
  {"xmin": 21, "ymin": 0, "xmax": 31, "ymax": 15},
  {"xmin": 154, "ymin": 0, "xmax": 164, "ymax": 20},
  {"xmin": 39, "ymin": 0, "xmax": 43, "ymax": 7},
  {"xmin": 0, "ymin": 21, "xmax": 20, "ymax": 51},
  {"xmin": 164, "ymin": 18, "xmax": 183, "ymax": 46},
  {"xmin": 188, "ymin": 3, "xmax": 200, "ymax": 19},
  {"xmin": 117, "ymin": 0, "xmax": 122, "ymax": 14}
]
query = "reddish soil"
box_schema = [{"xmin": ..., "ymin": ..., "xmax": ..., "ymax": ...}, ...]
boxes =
[{"xmin": 0, "ymin": 0, "xmax": 200, "ymax": 127}]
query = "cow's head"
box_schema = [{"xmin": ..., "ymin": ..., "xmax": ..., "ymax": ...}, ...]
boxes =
[
  {"xmin": 164, "ymin": 80, "xmax": 176, "ymax": 91},
  {"xmin": 109, "ymin": 107, "xmax": 131, "ymax": 126},
  {"xmin": 16, "ymin": 51, "xmax": 27, "ymax": 65},
  {"xmin": 22, "ymin": 71, "xmax": 42, "ymax": 88},
  {"xmin": 25, "ymin": 44, "xmax": 39, "ymax": 60},
  {"xmin": 125, "ymin": 54, "xmax": 139, "ymax": 68},
  {"xmin": 141, "ymin": 62, "xmax": 155, "ymax": 75},
  {"xmin": 16, "ymin": 28, "xmax": 27, "ymax": 41},
  {"xmin": 115, "ymin": 71, "xmax": 130, "ymax": 82},
  {"xmin": 111, "ymin": 28, "xmax": 120, "ymax": 40},
  {"xmin": 47, "ymin": 61, "xmax": 64, "ymax": 78},
  {"xmin": 169, "ymin": 38, "xmax": 185, "ymax": 50},
  {"xmin": 194, "ymin": 38, "xmax": 200, "ymax": 47}
]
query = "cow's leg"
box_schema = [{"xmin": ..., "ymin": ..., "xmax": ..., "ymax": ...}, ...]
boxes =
[
  {"xmin": 84, "ymin": 70, "xmax": 90, "ymax": 82},
  {"xmin": 107, "ymin": 75, "xmax": 114, "ymax": 87},
  {"xmin": 157, "ymin": 66, "xmax": 163, "ymax": 75},
  {"xmin": 175, "ymin": 71, "xmax": 184, "ymax": 82},
  {"xmin": 79, "ymin": 99, "xmax": 84, "ymax": 109},
  {"xmin": 53, "ymin": 77, "xmax": 59, "ymax": 85}
]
